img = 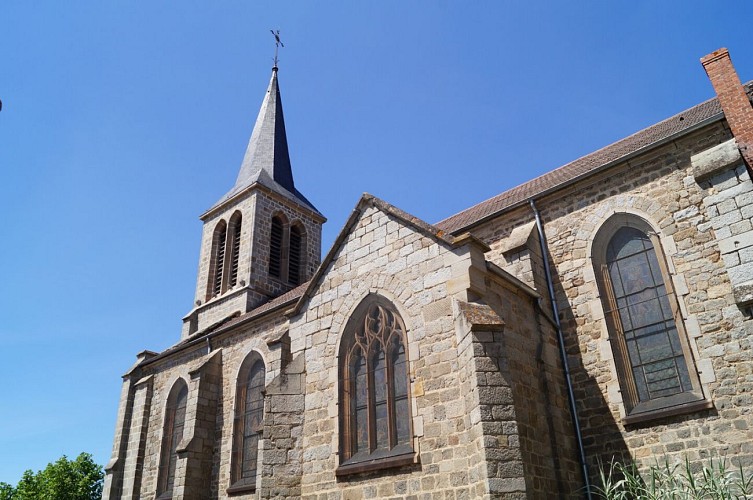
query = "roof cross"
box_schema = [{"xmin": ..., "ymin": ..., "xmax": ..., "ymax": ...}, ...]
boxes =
[{"xmin": 271, "ymin": 29, "xmax": 284, "ymax": 68}]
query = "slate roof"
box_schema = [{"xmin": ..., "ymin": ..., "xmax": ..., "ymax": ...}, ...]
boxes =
[
  {"xmin": 436, "ymin": 81, "xmax": 753, "ymax": 234},
  {"xmin": 208, "ymin": 67, "xmax": 321, "ymax": 216},
  {"xmin": 143, "ymin": 282, "xmax": 310, "ymax": 366},
  {"xmin": 219, "ymin": 282, "xmax": 309, "ymax": 332}
]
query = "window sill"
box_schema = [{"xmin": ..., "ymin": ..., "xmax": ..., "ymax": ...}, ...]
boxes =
[
  {"xmin": 336, "ymin": 451, "xmax": 417, "ymax": 477},
  {"xmin": 622, "ymin": 398, "xmax": 713, "ymax": 426},
  {"xmin": 226, "ymin": 482, "xmax": 256, "ymax": 495}
]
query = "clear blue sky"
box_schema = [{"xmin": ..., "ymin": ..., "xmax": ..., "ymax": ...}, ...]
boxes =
[{"xmin": 1, "ymin": 0, "xmax": 750, "ymax": 484}]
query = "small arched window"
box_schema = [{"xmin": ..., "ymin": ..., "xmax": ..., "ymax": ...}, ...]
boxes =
[
  {"xmin": 230, "ymin": 353, "xmax": 265, "ymax": 492},
  {"xmin": 157, "ymin": 379, "xmax": 188, "ymax": 498},
  {"xmin": 288, "ymin": 224, "xmax": 304, "ymax": 286},
  {"xmin": 208, "ymin": 220, "xmax": 228, "ymax": 299},
  {"xmin": 269, "ymin": 216, "xmax": 284, "ymax": 279},
  {"xmin": 593, "ymin": 216, "xmax": 706, "ymax": 421},
  {"xmin": 228, "ymin": 212, "xmax": 243, "ymax": 288},
  {"xmin": 338, "ymin": 296, "xmax": 413, "ymax": 475}
]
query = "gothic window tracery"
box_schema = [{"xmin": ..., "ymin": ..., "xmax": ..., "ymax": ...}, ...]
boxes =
[{"xmin": 338, "ymin": 297, "xmax": 413, "ymax": 475}]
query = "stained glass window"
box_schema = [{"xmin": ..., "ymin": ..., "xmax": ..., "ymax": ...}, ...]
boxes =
[
  {"xmin": 231, "ymin": 354, "xmax": 265, "ymax": 489},
  {"xmin": 606, "ymin": 227, "xmax": 692, "ymax": 401},
  {"xmin": 339, "ymin": 297, "xmax": 413, "ymax": 470},
  {"xmin": 157, "ymin": 380, "xmax": 188, "ymax": 497},
  {"xmin": 595, "ymin": 219, "xmax": 703, "ymax": 417}
]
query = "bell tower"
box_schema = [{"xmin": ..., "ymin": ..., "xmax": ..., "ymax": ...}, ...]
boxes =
[{"xmin": 182, "ymin": 66, "xmax": 325, "ymax": 339}]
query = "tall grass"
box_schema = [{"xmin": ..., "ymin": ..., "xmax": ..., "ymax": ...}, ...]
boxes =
[{"xmin": 594, "ymin": 456, "xmax": 753, "ymax": 499}]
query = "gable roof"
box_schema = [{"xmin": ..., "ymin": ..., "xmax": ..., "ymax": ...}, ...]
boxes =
[
  {"xmin": 436, "ymin": 81, "xmax": 753, "ymax": 234},
  {"xmin": 288, "ymin": 193, "xmax": 490, "ymax": 316},
  {"xmin": 142, "ymin": 282, "xmax": 310, "ymax": 367}
]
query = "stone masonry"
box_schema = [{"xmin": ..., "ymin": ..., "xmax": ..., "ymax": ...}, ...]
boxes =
[{"xmin": 105, "ymin": 49, "xmax": 753, "ymax": 499}]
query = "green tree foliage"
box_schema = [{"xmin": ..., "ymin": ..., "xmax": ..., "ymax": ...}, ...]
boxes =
[
  {"xmin": 1, "ymin": 453, "xmax": 103, "ymax": 500},
  {"xmin": 0, "ymin": 482, "xmax": 14, "ymax": 500}
]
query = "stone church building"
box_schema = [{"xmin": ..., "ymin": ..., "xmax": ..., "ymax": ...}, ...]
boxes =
[{"xmin": 103, "ymin": 48, "xmax": 753, "ymax": 499}]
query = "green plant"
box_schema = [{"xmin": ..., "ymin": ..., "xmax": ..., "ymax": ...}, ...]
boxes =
[
  {"xmin": 2, "ymin": 453, "xmax": 103, "ymax": 500},
  {"xmin": 593, "ymin": 455, "xmax": 753, "ymax": 499}
]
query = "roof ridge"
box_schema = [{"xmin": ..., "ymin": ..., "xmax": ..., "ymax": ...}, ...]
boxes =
[{"xmin": 434, "ymin": 81, "xmax": 753, "ymax": 233}]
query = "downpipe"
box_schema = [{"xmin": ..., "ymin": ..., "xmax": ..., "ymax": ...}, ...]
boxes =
[{"xmin": 530, "ymin": 199, "xmax": 592, "ymax": 499}]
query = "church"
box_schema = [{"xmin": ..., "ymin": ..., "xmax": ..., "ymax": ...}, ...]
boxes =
[{"xmin": 103, "ymin": 48, "xmax": 753, "ymax": 499}]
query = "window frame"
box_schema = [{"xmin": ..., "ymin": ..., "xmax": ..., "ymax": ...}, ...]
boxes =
[
  {"xmin": 593, "ymin": 215, "xmax": 710, "ymax": 424},
  {"xmin": 156, "ymin": 379, "xmax": 188, "ymax": 499},
  {"xmin": 226, "ymin": 211, "xmax": 243, "ymax": 290},
  {"xmin": 268, "ymin": 214, "xmax": 307, "ymax": 286},
  {"xmin": 228, "ymin": 353, "xmax": 266, "ymax": 494},
  {"xmin": 337, "ymin": 296, "xmax": 415, "ymax": 476},
  {"xmin": 207, "ymin": 220, "xmax": 228, "ymax": 300}
]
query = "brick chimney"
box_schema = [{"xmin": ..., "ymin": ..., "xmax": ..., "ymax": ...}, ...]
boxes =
[{"xmin": 701, "ymin": 48, "xmax": 753, "ymax": 168}]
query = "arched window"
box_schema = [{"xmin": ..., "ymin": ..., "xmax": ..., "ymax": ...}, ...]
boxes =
[
  {"xmin": 157, "ymin": 379, "xmax": 188, "ymax": 498},
  {"xmin": 593, "ymin": 216, "xmax": 705, "ymax": 421},
  {"xmin": 338, "ymin": 296, "xmax": 413, "ymax": 475},
  {"xmin": 230, "ymin": 353, "xmax": 265, "ymax": 492},
  {"xmin": 208, "ymin": 220, "xmax": 228, "ymax": 299},
  {"xmin": 228, "ymin": 212, "xmax": 242, "ymax": 288},
  {"xmin": 269, "ymin": 216, "xmax": 284, "ymax": 279},
  {"xmin": 288, "ymin": 224, "xmax": 304, "ymax": 286}
]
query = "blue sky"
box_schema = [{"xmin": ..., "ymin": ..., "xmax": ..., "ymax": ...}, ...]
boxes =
[{"xmin": 1, "ymin": 1, "xmax": 750, "ymax": 484}]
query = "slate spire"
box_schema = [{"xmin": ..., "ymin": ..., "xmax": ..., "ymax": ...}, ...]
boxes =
[{"xmin": 212, "ymin": 67, "xmax": 318, "ymax": 213}]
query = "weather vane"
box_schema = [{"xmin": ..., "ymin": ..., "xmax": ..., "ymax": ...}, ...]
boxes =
[{"xmin": 271, "ymin": 29, "xmax": 284, "ymax": 68}]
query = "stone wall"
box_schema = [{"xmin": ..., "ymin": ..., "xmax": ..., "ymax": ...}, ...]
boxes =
[
  {"xmin": 248, "ymin": 187, "xmax": 323, "ymax": 298},
  {"xmin": 260, "ymin": 352, "xmax": 305, "ymax": 499},
  {"xmin": 290, "ymin": 204, "xmax": 486, "ymax": 498},
  {"xmin": 482, "ymin": 276, "xmax": 582, "ymax": 497},
  {"xmin": 193, "ymin": 192, "xmax": 258, "ymax": 309},
  {"xmin": 692, "ymin": 139, "xmax": 753, "ymax": 306},
  {"xmin": 184, "ymin": 186, "xmax": 323, "ymax": 338},
  {"xmin": 278, "ymin": 200, "xmax": 581, "ymax": 499},
  {"xmin": 473, "ymin": 120, "xmax": 753, "ymax": 480},
  {"xmin": 107, "ymin": 310, "xmax": 292, "ymax": 499}
]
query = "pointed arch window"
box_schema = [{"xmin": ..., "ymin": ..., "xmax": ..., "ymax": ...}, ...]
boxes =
[
  {"xmin": 157, "ymin": 379, "xmax": 188, "ymax": 498},
  {"xmin": 229, "ymin": 353, "xmax": 265, "ymax": 493},
  {"xmin": 228, "ymin": 212, "xmax": 242, "ymax": 288},
  {"xmin": 338, "ymin": 297, "xmax": 414, "ymax": 475},
  {"xmin": 207, "ymin": 220, "xmax": 228, "ymax": 300},
  {"xmin": 206, "ymin": 212, "xmax": 243, "ymax": 301},
  {"xmin": 593, "ymin": 216, "xmax": 709, "ymax": 423}
]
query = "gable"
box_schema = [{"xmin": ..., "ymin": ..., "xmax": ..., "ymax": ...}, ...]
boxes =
[{"xmin": 288, "ymin": 193, "xmax": 489, "ymax": 318}]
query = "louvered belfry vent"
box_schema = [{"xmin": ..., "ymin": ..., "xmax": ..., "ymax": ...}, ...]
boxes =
[
  {"xmin": 269, "ymin": 217, "xmax": 283, "ymax": 278},
  {"xmin": 289, "ymin": 225, "xmax": 302, "ymax": 285},
  {"xmin": 214, "ymin": 226, "xmax": 227, "ymax": 296},
  {"xmin": 229, "ymin": 216, "xmax": 242, "ymax": 287}
]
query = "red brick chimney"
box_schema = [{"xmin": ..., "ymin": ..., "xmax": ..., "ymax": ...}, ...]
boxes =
[{"xmin": 701, "ymin": 48, "xmax": 753, "ymax": 168}]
